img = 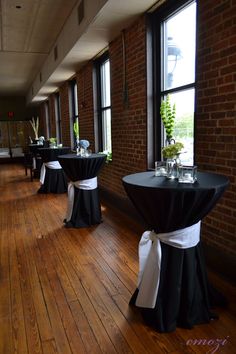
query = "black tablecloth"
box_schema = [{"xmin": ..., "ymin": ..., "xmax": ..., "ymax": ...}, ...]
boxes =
[
  {"xmin": 38, "ymin": 147, "xmax": 71, "ymax": 162},
  {"xmin": 58, "ymin": 153, "xmax": 106, "ymax": 181},
  {"xmin": 122, "ymin": 171, "xmax": 229, "ymax": 332},
  {"xmin": 37, "ymin": 147, "xmax": 70, "ymax": 194},
  {"xmin": 29, "ymin": 143, "xmax": 44, "ymax": 154},
  {"xmin": 123, "ymin": 171, "xmax": 229, "ymax": 233},
  {"xmin": 58, "ymin": 153, "xmax": 106, "ymax": 228}
]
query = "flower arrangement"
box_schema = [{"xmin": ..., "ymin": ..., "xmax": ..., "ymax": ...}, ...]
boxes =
[
  {"xmin": 160, "ymin": 95, "xmax": 176, "ymax": 143},
  {"xmin": 29, "ymin": 116, "xmax": 39, "ymax": 140},
  {"xmin": 162, "ymin": 142, "xmax": 184, "ymax": 159},
  {"xmin": 79, "ymin": 140, "xmax": 90, "ymax": 149}
]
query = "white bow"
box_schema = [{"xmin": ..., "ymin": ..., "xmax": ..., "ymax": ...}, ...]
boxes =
[
  {"xmin": 135, "ymin": 221, "xmax": 201, "ymax": 308},
  {"xmin": 40, "ymin": 161, "xmax": 62, "ymax": 184},
  {"xmin": 65, "ymin": 177, "xmax": 98, "ymax": 221}
]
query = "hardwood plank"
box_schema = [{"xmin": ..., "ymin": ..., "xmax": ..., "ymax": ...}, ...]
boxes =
[
  {"xmin": 32, "ymin": 242, "xmax": 73, "ymax": 354},
  {"xmin": 0, "ymin": 164, "xmax": 235, "ymax": 354},
  {"xmin": 14, "ymin": 204, "xmax": 54, "ymax": 343},
  {"xmin": 54, "ymin": 245, "xmax": 133, "ymax": 354},
  {"xmin": 69, "ymin": 300, "xmax": 102, "ymax": 354},
  {"xmin": 41, "ymin": 339, "xmax": 58, "ymax": 354},
  {"xmin": 0, "ymin": 317, "xmax": 12, "ymax": 354},
  {"xmin": 37, "ymin": 237, "xmax": 87, "ymax": 354},
  {"xmin": 10, "ymin": 228, "xmax": 28, "ymax": 354},
  {"xmin": 0, "ymin": 207, "xmax": 13, "ymax": 353},
  {"xmin": 15, "ymin": 236, "xmax": 43, "ymax": 354},
  {"xmin": 51, "ymin": 231, "xmax": 118, "ymax": 354},
  {"xmin": 82, "ymin": 263, "xmax": 149, "ymax": 354}
]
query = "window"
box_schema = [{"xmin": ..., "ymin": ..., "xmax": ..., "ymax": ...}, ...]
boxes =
[
  {"xmin": 69, "ymin": 79, "xmax": 79, "ymax": 149},
  {"xmin": 54, "ymin": 92, "xmax": 62, "ymax": 143},
  {"xmin": 95, "ymin": 52, "xmax": 112, "ymax": 154},
  {"xmin": 44, "ymin": 101, "xmax": 50, "ymax": 139},
  {"xmin": 152, "ymin": 0, "xmax": 196, "ymax": 165}
]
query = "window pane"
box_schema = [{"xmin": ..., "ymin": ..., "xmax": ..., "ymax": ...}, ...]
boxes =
[
  {"xmin": 102, "ymin": 108, "xmax": 112, "ymax": 152},
  {"xmin": 55, "ymin": 94, "xmax": 61, "ymax": 143},
  {"xmin": 73, "ymin": 82, "xmax": 78, "ymax": 116},
  {"xmin": 100, "ymin": 60, "xmax": 111, "ymax": 107},
  {"xmin": 44, "ymin": 101, "xmax": 50, "ymax": 139},
  {"xmin": 168, "ymin": 89, "xmax": 195, "ymax": 165},
  {"xmin": 163, "ymin": 2, "xmax": 196, "ymax": 90}
]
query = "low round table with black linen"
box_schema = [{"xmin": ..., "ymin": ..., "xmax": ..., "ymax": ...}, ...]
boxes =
[
  {"xmin": 58, "ymin": 153, "xmax": 106, "ymax": 228},
  {"xmin": 122, "ymin": 171, "xmax": 229, "ymax": 333},
  {"xmin": 38, "ymin": 147, "xmax": 70, "ymax": 193}
]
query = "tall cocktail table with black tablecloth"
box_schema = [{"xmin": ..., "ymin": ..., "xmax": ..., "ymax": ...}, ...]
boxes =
[
  {"xmin": 38, "ymin": 147, "xmax": 70, "ymax": 193},
  {"xmin": 122, "ymin": 171, "xmax": 229, "ymax": 333},
  {"xmin": 58, "ymin": 153, "xmax": 106, "ymax": 228}
]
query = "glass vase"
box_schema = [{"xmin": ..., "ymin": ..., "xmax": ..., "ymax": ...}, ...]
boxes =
[{"xmin": 166, "ymin": 155, "xmax": 181, "ymax": 179}]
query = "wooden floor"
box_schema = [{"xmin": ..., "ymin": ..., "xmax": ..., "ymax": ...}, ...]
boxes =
[{"xmin": 0, "ymin": 164, "xmax": 235, "ymax": 354}]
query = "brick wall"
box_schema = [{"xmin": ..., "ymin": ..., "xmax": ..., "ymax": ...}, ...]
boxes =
[
  {"xmin": 76, "ymin": 63, "xmax": 95, "ymax": 151},
  {"xmin": 196, "ymin": 0, "xmax": 236, "ymax": 256},
  {"xmin": 59, "ymin": 82, "xmax": 71, "ymax": 146},
  {"xmin": 99, "ymin": 16, "xmax": 147, "ymax": 197}
]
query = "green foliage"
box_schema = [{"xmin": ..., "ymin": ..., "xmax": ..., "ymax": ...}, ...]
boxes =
[
  {"xmin": 73, "ymin": 120, "xmax": 79, "ymax": 139},
  {"xmin": 106, "ymin": 151, "xmax": 112, "ymax": 163},
  {"xmin": 174, "ymin": 113, "xmax": 193, "ymax": 138},
  {"xmin": 160, "ymin": 95, "xmax": 176, "ymax": 142},
  {"xmin": 49, "ymin": 137, "xmax": 57, "ymax": 144},
  {"xmin": 99, "ymin": 151, "xmax": 112, "ymax": 163},
  {"xmin": 162, "ymin": 142, "xmax": 184, "ymax": 159}
]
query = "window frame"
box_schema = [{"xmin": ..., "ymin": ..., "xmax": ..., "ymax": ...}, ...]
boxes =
[
  {"xmin": 95, "ymin": 51, "xmax": 112, "ymax": 153},
  {"xmin": 44, "ymin": 100, "xmax": 50, "ymax": 139},
  {"xmin": 54, "ymin": 92, "xmax": 62, "ymax": 143},
  {"xmin": 150, "ymin": 0, "xmax": 197, "ymax": 164},
  {"xmin": 69, "ymin": 78, "xmax": 79, "ymax": 149}
]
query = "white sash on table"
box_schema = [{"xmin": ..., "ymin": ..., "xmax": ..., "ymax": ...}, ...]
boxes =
[
  {"xmin": 135, "ymin": 221, "xmax": 201, "ymax": 309},
  {"xmin": 33, "ymin": 157, "xmax": 36, "ymax": 170},
  {"xmin": 65, "ymin": 177, "xmax": 98, "ymax": 221},
  {"xmin": 40, "ymin": 161, "xmax": 62, "ymax": 184}
]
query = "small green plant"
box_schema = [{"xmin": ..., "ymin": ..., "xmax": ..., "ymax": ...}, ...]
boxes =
[
  {"xmin": 49, "ymin": 137, "xmax": 57, "ymax": 144},
  {"xmin": 106, "ymin": 151, "xmax": 112, "ymax": 163},
  {"xmin": 99, "ymin": 151, "xmax": 112, "ymax": 163},
  {"xmin": 160, "ymin": 95, "xmax": 176, "ymax": 142},
  {"xmin": 73, "ymin": 120, "xmax": 79, "ymax": 139},
  {"xmin": 162, "ymin": 142, "xmax": 184, "ymax": 159}
]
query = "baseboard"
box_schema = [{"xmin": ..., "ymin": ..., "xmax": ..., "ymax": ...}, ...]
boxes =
[{"xmin": 100, "ymin": 187, "xmax": 236, "ymax": 285}]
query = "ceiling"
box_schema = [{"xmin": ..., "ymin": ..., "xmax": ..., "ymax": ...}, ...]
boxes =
[{"xmin": 0, "ymin": 0, "xmax": 163, "ymax": 104}]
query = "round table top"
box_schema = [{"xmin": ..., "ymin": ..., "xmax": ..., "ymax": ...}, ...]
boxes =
[
  {"xmin": 58, "ymin": 153, "xmax": 106, "ymax": 181},
  {"xmin": 28, "ymin": 143, "xmax": 44, "ymax": 153},
  {"xmin": 123, "ymin": 171, "xmax": 229, "ymax": 191},
  {"xmin": 58, "ymin": 153, "xmax": 106, "ymax": 160},
  {"xmin": 38, "ymin": 147, "xmax": 71, "ymax": 162},
  {"xmin": 122, "ymin": 171, "xmax": 229, "ymax": 232},
  {"xmin": 38, "ymin": 146, "xmax": 70, "ymax": 151}
]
